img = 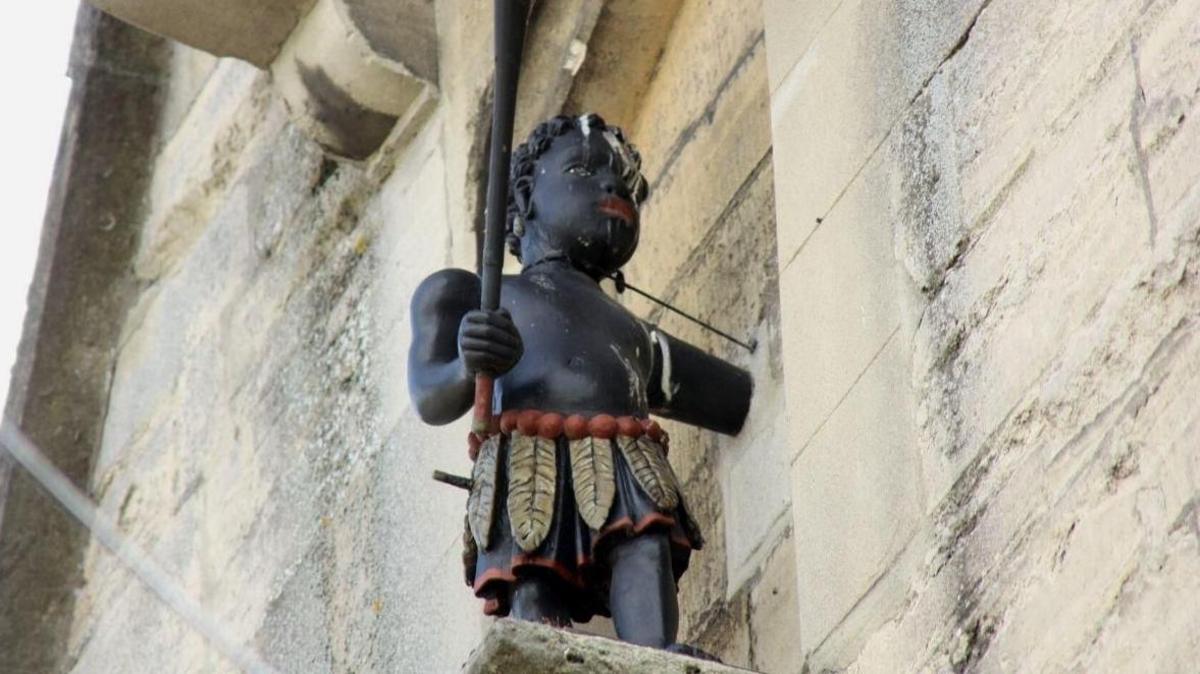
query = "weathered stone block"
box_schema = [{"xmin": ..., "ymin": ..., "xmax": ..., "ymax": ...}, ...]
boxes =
[
  {"xmin": 776, "ymin": 152, "xmax": 919, "ymax": 458},
  {"xmin": 157, "ymin": 42, "xmax": 219, "ymax": 144},
  {"xmin": 1, "ymin": 11, "xmax": 178, "ymax": 671},
  {"xmin": 512, "ymin": 0, "xmax": 605, "ymax": 141},
  {"xmin": 771, "ymin": 0, "xmax": 989, "ymax": 263},
  {"xmin": 341, "ymin": 0, "xmax": 438, "ymax": 82},
  {"xmin": 372, "ymin": 107, "xmax": 453, "ymax": 356},
  {"xmin": 689, "ymin": 589, "xmax": 755, "ymax": 669},
  {"xmin": 132, "ymin": 59, "xmax": 277, "ymax": 281},
  {"xmin": 846, "ymin": 300, "xmax": 1200, "ymax": 671},
  {"xmin": 564, "ymin": 0, "xmax": 687, "ymax": 128},
  {"xmin": 106, "ymin": 109, "xmax": 321, "ymax": 475},
  {"xmin": 676, "ymin": 457, "xmax": 732, "ymax": 632},
  {"xmin": 721, "ymin": 351, "xmax": 792, "ymax": 590},
  {"xmin": 624, "ymin": 43, "xmax": 771, "ymax": 320},
  {"xmin": 431, "ymin": 0, "xmax": 493, "ymax": 241},
  {"xmin": 905, "ymin": 0, "xmax": 1194, "ymax": 507},
  {"xmin": 90, "ymin": 0, "xmax": 441, "ymax": 159},
  {"xmin": 271, "ymin": 0, "xmax": 434, "ymax": 160},
  {"xmin": 87, "ymin": 0, "xmax": 314, "ymax": 67},
  {"xmin": 465, "ymin": 619, "xmax": 755, "ymax": 673},
  {"xmin": 631, "ymin": 0, "xmax": 765, "ymax": 179},
  {"xmin": 762, "ymin": 0, "xmax": 838, "ymax": 94},
  {"xmin": 748, "ymin": 531, "xmax": 803, "ymax": 674},
  {"xmin": 789, "ymin": 332, "xmax": 921, "ymax": 651},
  {"xmin": 784, "ymin": 0, "xmax": 1200, "ymax": 669}
]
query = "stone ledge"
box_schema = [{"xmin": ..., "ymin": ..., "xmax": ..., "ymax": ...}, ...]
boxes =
[
  {"xmin": 86, "ymin": 0, "xmax": 313, "ymax": 67},
  {"xmin": 465, "ymin": 619, "xmax": 756, "ymax": 673}
]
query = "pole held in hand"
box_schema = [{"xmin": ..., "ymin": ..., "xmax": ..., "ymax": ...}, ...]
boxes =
[{"xmin": 474, "ymin": 0, "xmax": 532, "ymax": 435}]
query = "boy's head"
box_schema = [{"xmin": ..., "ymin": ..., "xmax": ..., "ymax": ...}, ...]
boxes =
[{"xmin": 507, "ymin": 114, "xmax": 650, "ymax": 276}]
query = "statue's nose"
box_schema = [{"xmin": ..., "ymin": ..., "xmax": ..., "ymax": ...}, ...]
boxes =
[{"xmin": 599, "ymin": 175, "xmax": 628, "ymax": 199}]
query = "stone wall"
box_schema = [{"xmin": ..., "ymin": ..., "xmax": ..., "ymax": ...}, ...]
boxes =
[
  {"xmin": 0, "ymin": 8, "xmax": 171, "ymax": 672},
  {"xmin": 64, "ymin": 52, "xmax": 476, "ymax": 673},
  {"xmin": 766, "ymin": 0, "xmax": 1200, "ymax": 670}
]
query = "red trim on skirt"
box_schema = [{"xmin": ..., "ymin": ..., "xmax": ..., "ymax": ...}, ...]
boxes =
[{"xmin": 472, "ymin": 512, "xmax": 692, "ymax": 599}]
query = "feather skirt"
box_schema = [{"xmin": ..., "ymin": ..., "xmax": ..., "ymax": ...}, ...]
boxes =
[{"xmin": 465, "ymin": 432, "xmax": 703, "ymax": 622}]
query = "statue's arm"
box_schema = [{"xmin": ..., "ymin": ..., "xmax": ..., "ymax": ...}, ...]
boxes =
[
  {"xmin": 646, "ymin": 329, "xmax": 752, "ymax": 436},
  {"xmin": 408, "ymin": 269, "xmax": 524, "ymax": 425},
  {"xmin": 407, "ymin": 269, "xmax": 480, "ymax": 425}
]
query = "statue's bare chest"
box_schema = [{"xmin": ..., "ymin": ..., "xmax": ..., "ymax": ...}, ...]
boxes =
[{"xmin": 496, "ymin": 271, "xmax": 653, "ymax": 415}]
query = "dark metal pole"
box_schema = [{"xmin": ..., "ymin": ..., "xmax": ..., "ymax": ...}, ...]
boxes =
[{"xmin": 473, "ymin": 0, "xmax": 532, "ymax": 435}]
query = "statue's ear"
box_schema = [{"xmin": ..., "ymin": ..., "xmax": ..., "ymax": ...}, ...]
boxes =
[
  {"xmin": 633, "ymin": 179, "xmax": 649, "ymax": 205},
  {"xmin": 513, "ymin": 174, "xmax": 535, "ymax": 222}
]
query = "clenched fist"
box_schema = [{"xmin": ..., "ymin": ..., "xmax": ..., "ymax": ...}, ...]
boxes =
[{"xmin": 458, "ymin": 308, "xmax": 523, "ymax": 376}]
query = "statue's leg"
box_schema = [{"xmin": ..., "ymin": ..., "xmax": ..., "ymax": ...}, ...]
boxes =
[
  {"xmin": 510, "ymin": 569, "xmax": 572, "ymax": 627},
  {"xmin": 608, "ymin": 532, "xmax": 678, "ymax": 648}
]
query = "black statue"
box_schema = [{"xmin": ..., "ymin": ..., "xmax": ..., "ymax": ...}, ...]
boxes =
[{"xmin": 408, "ymin": 114, "xmax": 752, "ymax": 650}]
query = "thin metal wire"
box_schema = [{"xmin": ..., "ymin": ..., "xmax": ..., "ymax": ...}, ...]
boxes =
[
  {"xmin": 612, "ymin": 273, "xmax": 758, "ymax": 353},
  {"xmin": 0, "ymin": 420, "xmax": 280, "ymax": 674}
]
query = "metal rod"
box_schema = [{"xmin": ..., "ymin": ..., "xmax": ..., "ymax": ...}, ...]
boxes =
[
  {"xmin": 432, "ymin": 470, "xmax": 473, "ymax": 491},
  {"xmin": 614, "ymin": 274, "xmax": 757, "ymax": 353},
  {"xmin": 473, "ymin": 0, "xmax": 534, "ymax": 435}
]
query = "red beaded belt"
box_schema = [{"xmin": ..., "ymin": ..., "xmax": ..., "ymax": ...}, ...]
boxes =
[{"xmin": 468, "ymin": 410, "xmax": 667, "ymax": 460}]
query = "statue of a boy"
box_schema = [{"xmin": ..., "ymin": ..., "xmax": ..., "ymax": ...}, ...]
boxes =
[{"xmin": 408, "ymin": 114, "xmax": 752, "ymax": 649}]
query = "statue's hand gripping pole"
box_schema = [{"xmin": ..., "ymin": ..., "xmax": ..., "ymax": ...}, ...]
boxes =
[{"xmin": 473, "ymin": 0, "xmax": 533, "ymax": 437}]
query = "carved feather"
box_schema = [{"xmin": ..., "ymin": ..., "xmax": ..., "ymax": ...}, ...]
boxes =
[
  {"xmin": 570, "ymin": 437, "xmax": 616, "ymax": 529},
  {"xmin": 467, "ymin": 434, "xmax": 501, "ymax": 549},
  {"xmin": 507, "ymin": 432, "xmax": 557, "ymax": 551},
  {"xmin": 642, "ymin": 435, "xmax": 683, "ymax": 510},
  {"xmin": 675, "ymin": 490, "xmax": 706, "ymax": 548},
  {"xmin": 617, "ymin": 435, "xmax": 679, "ymax": 510},
  {"xmin": 462, "ymin": 514, "xmax": 478, "ymax": 586}
]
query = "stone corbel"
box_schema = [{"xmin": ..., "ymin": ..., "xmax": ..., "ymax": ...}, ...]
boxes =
[
  {"xmin": 86, "ymin": 0, "xmax": 438, "ymax": 160},
  {"xmin": 270, "ymin": 0, "xmax": 437, "ymax": 160}
]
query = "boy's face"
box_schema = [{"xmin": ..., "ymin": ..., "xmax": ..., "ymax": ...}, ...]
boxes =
[{"xmin": 525, "ymin": 128, "xmax": 640, "ymax": 274}]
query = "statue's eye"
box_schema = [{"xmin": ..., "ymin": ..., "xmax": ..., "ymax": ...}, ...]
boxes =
[{"xmin": 566, "ymin": 165, "xmax": 593, "ymax": 177}]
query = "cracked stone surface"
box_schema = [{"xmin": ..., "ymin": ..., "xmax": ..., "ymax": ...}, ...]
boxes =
[
  {"xmin": 464, "ymin": 620, "xmax": 757, "ymax": 674},
  {"xmin": 770, "ymin": 0, "xmax": 1200, "ymax": 670}
]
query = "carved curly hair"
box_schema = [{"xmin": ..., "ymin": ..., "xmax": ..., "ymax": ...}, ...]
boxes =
[{"xmin": 506, "ymin": 113, "xmax": 650, "ymax": 260}]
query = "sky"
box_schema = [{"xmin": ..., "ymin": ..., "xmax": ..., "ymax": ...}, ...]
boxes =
[{"xmin": 0, "ymin": 3, "xmax": 78, "ymax": 413}]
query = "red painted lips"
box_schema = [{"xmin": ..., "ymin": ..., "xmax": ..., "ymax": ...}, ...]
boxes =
[{"xmin": 597, "ymin": 196, "xmax": 638, "ymax": 225}]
